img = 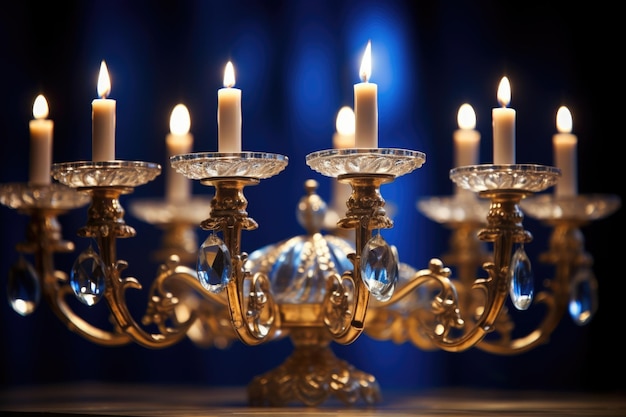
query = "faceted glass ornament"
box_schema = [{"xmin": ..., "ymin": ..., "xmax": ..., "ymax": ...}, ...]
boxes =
[
  {"xmin": 70, "ymin": 244, "xmax": 106, "ymax": 306},
  {"xmin": 508, "ymin": 245, "xmax": 533, "ymax": 310},
  {"xmin": 7, "ymin": 256, "xmax": 41, "ymax": 316},
  {"xmin": 568, "ymin": 267, "xmax": 598, "ymax": 326},
  {"xmin": 197, "ymin": 234, "xmax": 232, "ymax": 293},
  {"xmin": 360, "ymin": 233, "xmax": 398, "ymax": 302}
]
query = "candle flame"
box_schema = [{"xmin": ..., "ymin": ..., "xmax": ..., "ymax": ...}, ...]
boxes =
[
  {"xmin": 457, "ymin": 103, "xmax": 476, "ymax": 130},
  {"xmin": 97, "ymin": 60, "xmax": 111, "ymax": 99},
  {"xmin": 497, "ymin": 76, "xmax": 511, "ymax": 108},
  {"xmin": 359, "ymin": 40, "xmax": 372, "ymax": 82},
  {"xmin": 32, "ymin": 94, "xmax": 49, "ymax": 119},
  {"xmin": 223, "ymin": 61, "xmax": 236, "ymax": 88},
  {"xmin": 556, "ymin": 106, "xmax": 572, "ymax": 133},
  {"xmin": 336, "ymin": 106, "xmax": 355, "ymax": 135},
  {"xmin": 169, "ymin": 104, "xmax": 191, "ymax": 135}
]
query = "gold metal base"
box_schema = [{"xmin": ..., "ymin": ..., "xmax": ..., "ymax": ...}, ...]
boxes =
[{"xmin": 247, "ymin": 329, "xmax": 381, "ymax": 407}]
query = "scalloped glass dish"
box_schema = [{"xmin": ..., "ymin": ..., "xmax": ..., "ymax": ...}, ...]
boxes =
[
  {"xmin": 521, "ymin": 194, "xmax": 621, "ymax": 221},
  {"xmin": 305, "ymin": 148, "xmax": 426, "ymax": 178},
  {"xmin": 0, "ymin": 182, "xmax": 91, "ymax": 210},
  {"xmin": 417, "ymin": 195, "xmax": 490, "ymax": 224},
  {"xmin": 129, "ymin": 196, "xmax": 213, "ymax": 224},
  {"xmin": 450, "ymin": 164, "xmax": 561, "ymax": 193},
  {"xmin": 51, "ymin": 161, "xmax": 161, "ymax": 188},
  {"xmin": 170, "ymin": 152, "xmax": 288, "ymax": 180}
]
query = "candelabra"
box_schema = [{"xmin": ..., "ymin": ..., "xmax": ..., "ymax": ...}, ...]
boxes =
[{"xmin": 0, "ymin": 146, "xmax": 621, "ymax": 407}]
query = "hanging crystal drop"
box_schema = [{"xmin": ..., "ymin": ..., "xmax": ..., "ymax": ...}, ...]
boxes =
[
  {"xmin": 508, "ymin": 244, "xmax": 533, "ymax": 310},
  {"xmin": 70, "ymin": 244, "xmax": 106, "ymax": 306},
  {"xmin": 7, "ymin": 256, "xmax": 41, "ymax": 316},
  {"xmin": 197, "ymin": 234, "xmax": 232, "ymax": 293},
  {"xmin": 360, "ymin": 233, "xmax": 398, "ymax": 302},
  {"xmin": 568, "ymin": 267, "xmax": 598, "ymax": 326}
]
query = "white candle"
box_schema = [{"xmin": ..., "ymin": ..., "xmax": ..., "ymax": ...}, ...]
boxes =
[
  {"xmin": 92, "ymin": 60, "xmax": 116, "ymax": 161},
  {"xmin": 454, "ymin": 103, "xmax": 480, "ymax": 167},
  {"xmin": 553, "ymin": 106, "xmax": 577, "ymax": 197},
  {"xmin": 217, "ymin": 61, "xmax": 242, "ymax": 153},
  {"xmin": 492, "ymin": 76, "xmax": 515, "ymax": 164},
  {"xmin": 166, "ymin": 104, "xmax": 193, "ymax": 203},
  {"xmin": 354, "ymin": 40, "xmax": 378, "ymax": 148},
  {"xmin": 453, "ymin": 103, "xmax": 480, "ymax": 197},
  {"xmin": 332, "ymin": 106, "xmax": 355, "ymax": 207},
  {"xmin": 29, "ymin": 94, "xmax": 53, "ymax": 185}
]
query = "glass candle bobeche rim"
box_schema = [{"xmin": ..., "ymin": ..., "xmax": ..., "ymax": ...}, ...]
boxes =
[
  {"xmin": 51, "ymin": 160, "xmax": 162, "ymax": 188},
  {"xmin": 417, "ymin": 194, "xmax": 490, "ymax": 224},
  {"xmin": 450, "ymin": 163, "xmax": 561, "ymax": 193},
  {"xmin": 521, "ymin": 193, "xmax": 622, "ymax": 221},
  {"xmin": 170, "ymin": 152, "xmax": 289, "ymax": 180},
  {"xmin": 0, "ymin": 182, "xmax": 91, "ymax": 210},
  {"xmin": 305, "ymin": 148, "xmax": 426, "ymax": 178}
]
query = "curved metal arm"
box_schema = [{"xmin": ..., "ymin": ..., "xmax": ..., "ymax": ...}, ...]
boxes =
[
  {"xmin": 18, "ymin": 208, "xmax": 131, "ymax": 346},
  {"xmin": 74, "ymin": 187, "xmax": 196, "ymax": 348},
  {"xmin": 477, "ymin": 221, "xmax": 587, "ymax": 354},
  {"xmin": 365, "ymin": 189, "xmax": 539, "ymax": 352},
  {"xmin": 199, "ymin": 177, "xmax": 280, "ymax": 345},
  {"xmin": 322, "ymin": 174, "xmax": 395, "ymax": 345}
]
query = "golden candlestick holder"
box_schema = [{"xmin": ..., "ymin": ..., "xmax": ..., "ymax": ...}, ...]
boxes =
[{"xmin": 4, "ymin": 148, "xmax": 620, "ymax": 408}]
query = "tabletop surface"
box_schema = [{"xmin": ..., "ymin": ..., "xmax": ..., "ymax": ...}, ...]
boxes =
[{"xmin": 1, "ymin": 383, "xmax": 625, "ymax": 416}]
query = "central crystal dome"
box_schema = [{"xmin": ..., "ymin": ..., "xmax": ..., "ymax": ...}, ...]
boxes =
[{"xmin": 244, "ymin": 179, "xmax": 355, "ymax": 303}]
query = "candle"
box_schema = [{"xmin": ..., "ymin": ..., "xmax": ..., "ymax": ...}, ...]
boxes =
[
  {"xmin": 492, "ymin": 76, "xmax": 515, "ymax": 164},
  {"xmin": 217, "ymin": 61, "xmax": 242, "ymax": 153},
  {"xmin": 454, "ymin": 103, "xmax": 480, "ymax": 167},
  {"xmin": 332, "ymin": 106, "xmax": 355, "ymax": 207},
  {"xmin": 553, "ymin": 106, "xmax": 577, "ymax": 197},
  {"xmin": 166, "ymin": 104, "xmax": 193, "ymax": 203},
  {"xmin": 453, "ymin": 103, "xmax": 480, "ymax": 197},
  {"xmin": 29, "ymin": 94, "xmax": 53, "ymax": 185},
  {"xmin": 92, "ymin": 60, "xmax": 116, "ymax": 161},
  {"xmin": 354, "ymin": 40, "xmax": 378, "ymax": 148}
]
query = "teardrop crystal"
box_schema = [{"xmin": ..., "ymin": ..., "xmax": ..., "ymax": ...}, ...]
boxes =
[
  {"xmin": 197, "ymin": 234, "xmax": 232, "ymax": 293},
  {"xmin": 70, "ymin": 245, "xmax": 106, "ymax": 306},
  {"xmin": 508, "ymin": 245, "xmax": 533, "ymax": 310},
  {"xmin": 568, "ymin": 267, "xmax": 598, "ymax": 326},
  {"xmin": 7, "ymin": 256, "xmax": 41, "ymax": 316},
  {"xmin": 360, "ymin": 234, "xmax": 398, "ymax": 302}
]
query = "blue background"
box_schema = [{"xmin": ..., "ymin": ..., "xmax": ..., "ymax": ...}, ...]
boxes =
[{"xmin": 0, "ymin": 0, "xmax": 623, "ymax": 396}]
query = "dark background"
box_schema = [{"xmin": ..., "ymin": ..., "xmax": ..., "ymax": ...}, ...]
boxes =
[{"xmin": 1, "ymin": 0, "xmax": 623, "ymax": 397}]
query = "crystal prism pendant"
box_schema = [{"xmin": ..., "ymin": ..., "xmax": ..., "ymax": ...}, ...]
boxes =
[
  {"xmin": 7, "ymin": 256, "xmax": 41, "ymax": 316},
  {"xmin": 568, "ymin": 267, "xmax": 598, "ymax": 326},
  {"xmin": 197, "ymin": 234, "xmax": 232, "ymax": 293},
  {"xmin": 70, "ymin": 244, "xmax": 106, "ymax": 306},
  {"xmin": 508, "ymin": 245, "xmax": 533, "ymax": 310},
  {"xmin": 360, "ymin": 233, "xmax": 398, "ymax": 302}
]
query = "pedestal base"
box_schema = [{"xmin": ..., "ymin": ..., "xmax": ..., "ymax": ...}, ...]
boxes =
[{"xmin": 247, "ymin": 342, "xmax": 381, "ymax": 407}]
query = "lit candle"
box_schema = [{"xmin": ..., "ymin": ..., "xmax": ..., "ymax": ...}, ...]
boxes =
[
  {"xmin": 217, "ymin": 61, "xmax": 242, "ymax": 153},
  {"xmin": 166, "ymin": 104, "xmax": 193, "ymax": 203},
  {"xmin": 354, "ymin": 40, "xmax": 378, "ymax": 148},
  {"xmin": 92, "ymin": 60, "xmax": 116, "ymax": 161},
  {"xmin": 29, "ymin": 94, "xmax": 53, "ymax": 185},
  {"xmin": 453, "ymin": 103, "xmax": 480, "ymax": 197},
  {"xmin": 553, "ymin": 106, "xmax": 577, "ymax": 197},
  {"xmin": 454, "ymin": 103, "xmax": 480, "ymax": 167},
  {"xmin": 332, "ymin": 106, "xmax": 355, "ymax": 206},
  {"xmin": 492, "ymin": 76, "xmax": 515, "ymax": 164}
]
